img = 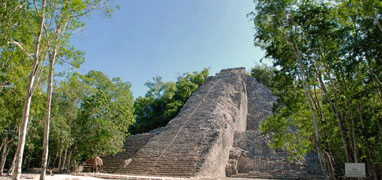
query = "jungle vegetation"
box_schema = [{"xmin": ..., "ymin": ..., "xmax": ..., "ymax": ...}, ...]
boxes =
[
  {"xmin": 0, "ymin": 0, "xmax": 208, "ymax": 179},
  {"xmin": 1, "ymin": 0, "xmax": 381, "ymax": 180},
  {"xmin": 251, "ymin": 0, "xmax": 382, "ymax": 179}
]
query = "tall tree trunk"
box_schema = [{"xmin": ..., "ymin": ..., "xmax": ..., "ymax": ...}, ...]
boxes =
[
  {"xmin": 66, "ymin": 151, "xmax": 72, "ymax": 172},
  {"xmin": 58, "ymin": 150, "xmax": 62, "ymax": 172},
  {"xmin": 0, "ymin": 139, "xmax": 9, "ymax": 176},
  {"xmin": 52, "ymin": 152, "xmax": 58, "ymax": 169},
  {"xmin": 314, "ymin": 86, "xmax": 337, "ymax": 179},
  {"xmin": 62, "ymin": 149, "xmax": 67, "ymax": 172},
  {"xmin": 376, "ymin": 109, "xmax": 382, "ymax": 143},
  {"xmin": 276, "ymin": 13, "xmax": 329, "ymax": 178},
  {"xmin": 0, "ymin": 140, "xmax": 4, "ymax": 154},
  {"xmin": 13, "ymin": 0, "xmax": 47, "ymax": 179},
  {"xmin": 23, "ymin": 153, "xmax": 30, "ymax": 170},
  {"xmin": 93, "ymin": 156, "xmax": 97, "ymax": 172},
  {"xmin": 377, "ymin": 17, "xmax": 382, "ymax": 33},
  {"xmin": 7, "ymin": 126, "xmax": 18, "ymax": 177},
  {"xmin": 299, "ymin": 71, "xmax": 329, "ymax": 180},
  {"xmin": 47, "ymin": 153, "xmax": 51, "ymax": 170},
  {"xmin": 7, "ymin": 151, "xmax": 16, "ymax": 176},
  {"xmin": 40, "ymin": 34, "xmax": 59, "ymax": 180},
  {"xmin": 348, "ymin": 102, "xmax": 358, "ymax": 163},
  {"xmin": 290, "ymin": 42, "xmax": 329, "ymax": 180},
  {"xmin": 324, "ymin": 142, "xmax": 337, "ymax": 179},
  {"xmin": 316, "ymin": 69, "xmax": 351, "ymax": 162},
  {"xmin": 357, "ymin": 103, "xmax": 378, "ymax": 179}
]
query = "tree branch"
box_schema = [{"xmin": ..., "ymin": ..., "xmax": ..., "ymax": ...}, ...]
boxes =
[
  {"xmin": 377, "ymin": 18, "xmax": 382, "ymax": 33},
  {"xmin": 0, "ymin": 85, "xmax": 14, "ymax": 88},
  {"xmin": 376, "ymin": 14, "xmax": 382, "ymax": 33},
  {"xmin": 8, "ymin": 41, "xmax": 33, "ymax": 59}
]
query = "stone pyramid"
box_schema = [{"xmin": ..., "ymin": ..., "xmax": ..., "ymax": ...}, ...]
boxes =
[{"xmin": 100, "ymin": 68, "xmax": 322, "ymax": 179}]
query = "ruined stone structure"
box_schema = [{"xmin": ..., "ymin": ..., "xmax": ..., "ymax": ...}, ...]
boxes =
[{"xmin": 101, "ymin": 68, "xmax": 322, "ymax": 179}]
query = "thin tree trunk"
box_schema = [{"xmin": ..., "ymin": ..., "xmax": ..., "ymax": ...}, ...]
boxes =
[
  {"xmin": 7, "ymin": 151, "xmax": 16, "ymax": 176},
  {"xmin": 73, "ymin": 159, "xmax": 77, "ymax": 172},
  {"xmin": 357, "ymin": 103, "xmax": 378, "ymax": 179},
  {"xmin": 314, "ymin": 87, "xmax": 337, "ymax": 179},
  {"xmin": 296, "ymin": 71, "xmax": 329, "ymax": 179},
  {"xmin": 377, "ymin": 17, "xmax": 382, "ymax": 33},
  {"xmin": 40, "ymin": 63, "xmax": 54, "ymax": 179},
  {"xmin": 47, "ymin": 153, "xmax": 51, "ymax": 170},
  {"xmin": 316, "ymin": 69, "xmax": 351, "ymax": 163},
  {"xmin": 291, "ymin": 43, "xmax": 329, "ymax": 180},
  {"xmin": 23, "ymin": 153, "xmax": 30, "ymax": 170},
  {"xmin": 62, "ymin": 149, "xmax": 67, "ymax": 172},
  {"xmin": 312, "ymin": 82, "xmax": 334, "ymax": 179},
  {"xmin": 275, "ymin": 12, "xmax": 329, "ymax": 179},
  {"xmin": 348, "ymin": 102, "xmax": 358, "ymax": 163},
  {"xmin": 0, "ymin": 140, "xmax": 9, "ymax": 176},
  {"xmin": 0, "ymin": 140, "xmax": 4, "ymax": 154},
  {"xmin": 66, "ymin": 151, "xmax": 72, "ymax": 172},
  {"xmin": 13, "ymin": 0, "xmax": 47, "ymax": 179},
  {"xmin": 324, "ymin": 142, "xmax": 337, "ymax": 179},
  {"xmin": 376, "ymin": 110, "xmax": 382, "ymax": 142},
  {"xmin": 7, "ymin": 125, "xmax": 19, "ymax": 177},
  {"xmin": 40, "ymin": 33, "xmax": 59, "ymax": 180},
  {"xmin": 52, "ymin": 152, "xmax": 58, "ymax": 169},
  {"xmin": 93, "ymin": 156, "xmax": 97, "ymax": 173},
  {"xmin": 301, "ymin": 75, "xmax": 329, "ymax": 180},
  {"xmin": 58, "ymin": 150, "xmax": 62, "ymax": 172}
]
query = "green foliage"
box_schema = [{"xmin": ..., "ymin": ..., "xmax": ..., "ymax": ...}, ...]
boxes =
[
  {"xmin": 252, "ymin": 0, "xmax": 382, "ymax": 178},
  {"xmin": 46, "ymin": 71, "xmax": 135, "ymax": 163},
  {"xmin": 131, "ymin": 68, "xmax": 209, "ymax": 134},
  {"xmin": 0, "ymin": 70, "xmax": 134, "ymax": 169},
  {"xmin": 251, "ymin": 65, "xmax": 277, "ymax": 87},
  {"xmin": 0, "ymin": 0, "xmax": 131, "ymax": 174},
  {"xmin": 72, "ymin": 71, "xmax": 135, "ymax": 158}
]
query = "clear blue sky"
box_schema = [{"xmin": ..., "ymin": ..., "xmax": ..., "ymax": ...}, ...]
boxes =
[{"xmin": 70, "ymin": 0, "xmax": 265, "ymax": 98}]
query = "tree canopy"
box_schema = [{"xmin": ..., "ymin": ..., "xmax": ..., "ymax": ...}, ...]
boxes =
[
  {"xmin": 0, "ymin": 1, "xmax": 132, "ymax": 178},
  {"xmin": 251, "ymin": 0, "xmax": 382, "ymax": 179},
  {"xmin": 131, "ymin": 69, "xmax": 209, "ymax": 134}
]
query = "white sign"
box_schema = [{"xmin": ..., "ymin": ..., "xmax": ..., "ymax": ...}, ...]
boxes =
[{"xmin": 345, "ymin": 163, "xmax": 366, "ymax": 177}]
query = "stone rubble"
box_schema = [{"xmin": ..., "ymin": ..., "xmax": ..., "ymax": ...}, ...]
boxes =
[{"xmin": 227, "ymin": 75, "xmax": 322, "ymax": 179}]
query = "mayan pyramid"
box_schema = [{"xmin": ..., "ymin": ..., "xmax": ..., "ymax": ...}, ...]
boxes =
[{"xmin": 100, "ymin": 68, "xmax": 322, "ymax": 179}]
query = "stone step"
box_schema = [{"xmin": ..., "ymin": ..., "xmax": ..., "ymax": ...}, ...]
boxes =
[
  {"xmin": 113, "ymin": 70, "xmax": 247, "ymax": 177},
  {"xmin": 99, "ymin": 69, "xmax": 324, "ymax": 179},
  {"xmin": 100, "ymin": 133, "xmax": 158, "ymax": 173}
]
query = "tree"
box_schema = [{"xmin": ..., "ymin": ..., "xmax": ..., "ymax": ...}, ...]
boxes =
[
  {"xmin": 0, "ymin": 0, "xmax": 118, "ymax": 179},
  {"xmin": 250, "ymin": 65, "xmax": 277, "ymax": 87},
  {"xmin": 131, "ymin": 69, "xmax": 209, "ymax": 134},
  {"xmin": 47, "ymin": 72, "xmax": 89, "ymax": 171},
  {"xmin": 72, "ymin": 71, "xmax": 135, "ymax": 161},
  {"xmin": 12, "ymin": 1, "xmax": 47, "ymax": 179},
  {"xmin": 39, "ymin": 0, "xmax": 108, "ymax": 178},
  {"xmin": 251, "ymin": 0, "xmax": 382, "ymax": 178},
  {"xmin": 0, "ymin": 2, "xmax": 40, "ymax": 173}
]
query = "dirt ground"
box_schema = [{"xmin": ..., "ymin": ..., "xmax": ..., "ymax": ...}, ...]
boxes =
[
  {"xmin": 0, "ymin": 173, "xmax": 268, "ymax": 180},
  {"xmin": 0, "ymin": 173, "xmax": 102, "ymax": 180}
]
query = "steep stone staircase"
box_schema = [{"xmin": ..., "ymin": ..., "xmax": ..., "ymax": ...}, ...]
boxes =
[
  {"xmin": 113, "ymin": 68, "xmax": 248, "ymax": 177},
  {"xmin": 99, "ymin": 68, "xmax": 322, "ymax": 179},
  {"xmin": 100, "ymin": 132, "xmax": 158, "ymax": 173}
]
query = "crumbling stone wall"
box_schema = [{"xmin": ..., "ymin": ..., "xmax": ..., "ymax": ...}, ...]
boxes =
[{"xmin": 226, "ymin": 76, "xmax": 322, "ymax": 179}]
